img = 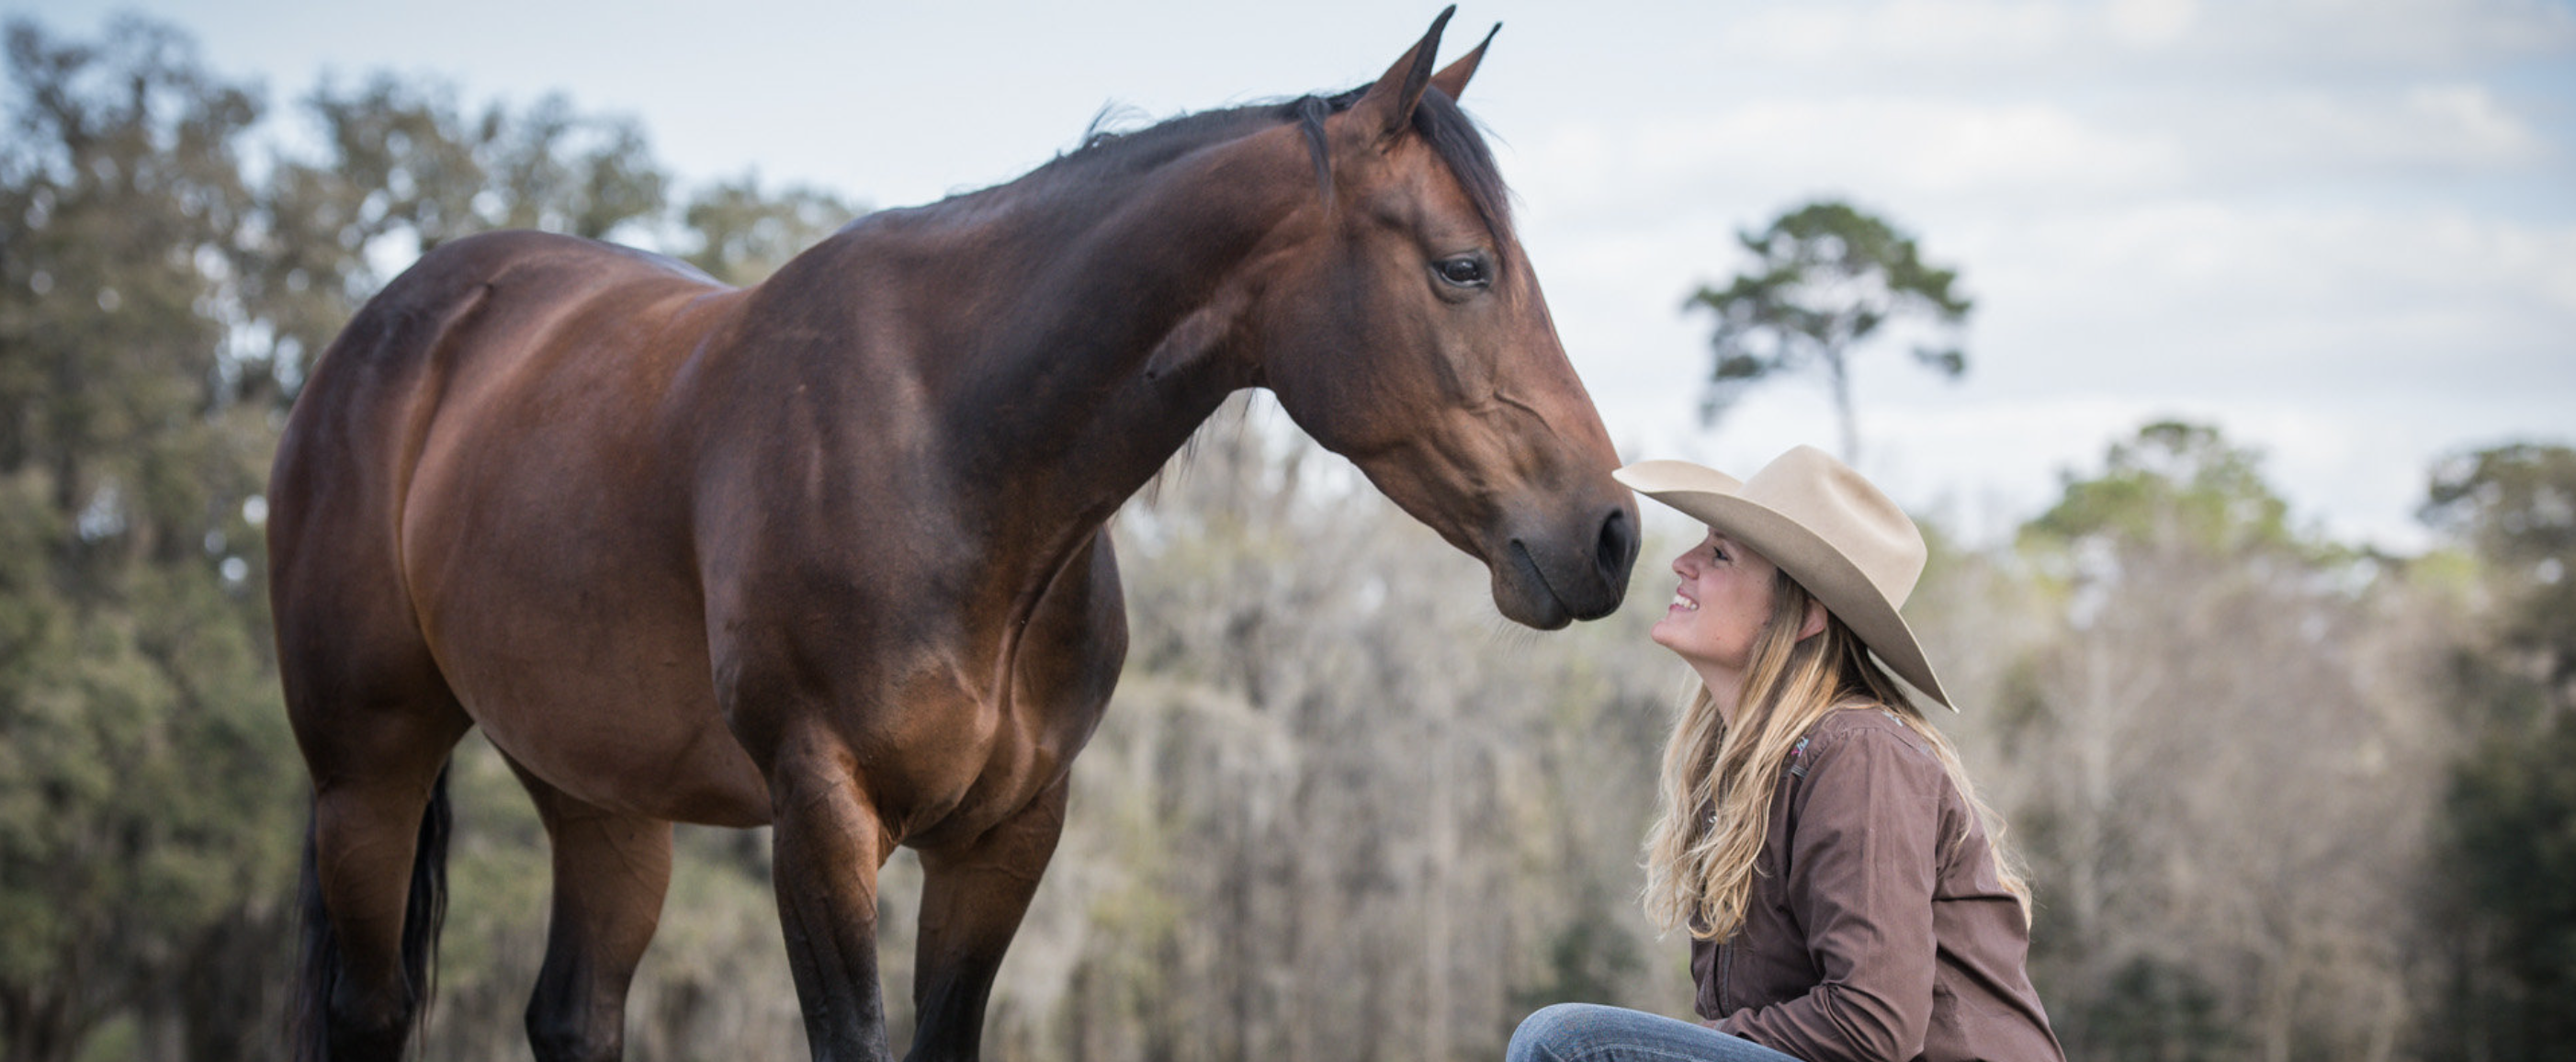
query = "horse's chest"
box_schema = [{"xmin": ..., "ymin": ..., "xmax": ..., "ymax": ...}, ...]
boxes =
[
  {"xmin": 703, "ymin": 529, "xmax": 1126, "ymax": 845},
  {"xmin": 850, "ymin": 666, "xmax": 1102, "ymax": 849}
]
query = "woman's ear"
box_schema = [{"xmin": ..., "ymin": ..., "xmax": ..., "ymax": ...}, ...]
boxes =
[{"xmin": 1797, "ymin": 599, "xmax": 1828, "ymax": 642}]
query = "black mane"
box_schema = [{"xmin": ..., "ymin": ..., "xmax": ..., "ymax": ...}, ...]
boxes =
[{"xmin": 1043, "ymin": 85, "xmax": 1517, "ymax": 260}]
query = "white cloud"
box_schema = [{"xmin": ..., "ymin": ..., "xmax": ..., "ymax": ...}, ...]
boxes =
[
  {"xmin": 2208, "ymin": 0, "xmax": 2576, "ymax": 72},
  {"xmin": 2167, "ymin": 81, "xmax": 2553, "ymax": 183},
  {"xmin": 1510, "ymin": 80, "xmax": 2551, "ymax": 243},
  {"xmin": 2399, "ymin": 83, "xmax": 2549, "ymax": 160},
  {"xmin": 1976, "ymin": 204, "xmax": 2576, "ymax": 377},
  {"xmin": 1510, "ymin": 98, "xmax": 2185, "ymax": 226},
  {"xmin": 2106, "ymin": 0, "xmax": 2201, "ymax": 48},
  {"xmin": 1721, "ymin": 0, "xmax": 2576, "ymax": 80},
  {"xmin": 1735, "ymin": 0, "xmax": 2083, "ymax": 65}
]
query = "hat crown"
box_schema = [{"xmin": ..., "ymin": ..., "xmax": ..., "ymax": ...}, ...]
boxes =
[
  {"xmin": 1736, "ymin": 446, "xmax": 1925, "ymax": 609},
  {"xmin": 1611, "ymin": 446, "xmax": 1952, "ymax": 709}
]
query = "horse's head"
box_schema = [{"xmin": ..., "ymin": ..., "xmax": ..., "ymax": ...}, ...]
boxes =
[{"xmin": 1237, "ymin": 11, "xmax": 1638, "ymax": 629}]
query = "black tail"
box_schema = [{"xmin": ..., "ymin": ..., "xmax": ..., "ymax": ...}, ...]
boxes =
[{"xmin": 288, "ymin": 765, "xmax": 454, "ymax": 1062}]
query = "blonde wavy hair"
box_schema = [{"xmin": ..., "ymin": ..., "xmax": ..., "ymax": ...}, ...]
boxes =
[{"xmin": 1641, "ymin": 567, "xmax": 2031, "ymax": 941}]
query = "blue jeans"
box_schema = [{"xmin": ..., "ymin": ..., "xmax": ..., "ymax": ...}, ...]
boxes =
[{"xmin": 1508, "ymin": 1003, "xmax": 1804, "ymax": 1062}]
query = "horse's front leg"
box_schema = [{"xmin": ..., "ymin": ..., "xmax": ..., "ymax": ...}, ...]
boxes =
[
  {"xmin": 906, "ymin": 778, "xmax": 1069, "ymax": 1062},
  {"xmin": 768, "ymin": 740, "xmax": 897, "ymax": 1062},
  {"xmin": 908, "ymin": 531, "xmax": 1122, "ymax": 1062}
]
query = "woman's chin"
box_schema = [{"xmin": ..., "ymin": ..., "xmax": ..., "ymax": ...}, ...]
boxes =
[{"xmin": 1647, "ymin": 616, "xmax": 1684, "ymax": 653}]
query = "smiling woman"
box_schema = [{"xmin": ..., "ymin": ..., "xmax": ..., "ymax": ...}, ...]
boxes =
[
  {"xmin": 1508, "ymin": 447, "xmax": 2060, "ymax": 1062},
  {"xmin": 266, "ymin": 9, "xmax": 1637, "ymax": 1061},
  {"xmin": 1649, "ymin": 529, "xmax": 1799, "ymax": 706}
]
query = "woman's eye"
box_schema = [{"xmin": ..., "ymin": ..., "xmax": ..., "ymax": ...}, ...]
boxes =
[{"xmin": 1434, "ymin": 255, "xmax": 1490, "ymax": 288}]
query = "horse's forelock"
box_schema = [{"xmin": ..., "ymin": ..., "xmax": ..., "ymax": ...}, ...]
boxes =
[
  {"xmin": 1291, "ymin": 85, "xmax": 1514, "ymax": 264},
  {"xmin": 1407, "ymin": 88, "xmax": 1516, "ymax": 268}
]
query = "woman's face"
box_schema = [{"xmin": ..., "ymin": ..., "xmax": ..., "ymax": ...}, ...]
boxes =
[{"xmin": 1651, "ymin": 529, "xmax": 1780, "ymax": 688}]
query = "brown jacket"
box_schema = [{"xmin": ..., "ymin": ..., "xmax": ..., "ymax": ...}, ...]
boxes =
[{"xmin": 1691, "ymin": 707, "xmax": 2064, "ymax": 1062}]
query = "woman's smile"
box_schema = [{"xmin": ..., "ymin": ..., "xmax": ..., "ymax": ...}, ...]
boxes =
[{"xmin": 1650, "ymin": 532, "xmax": 1780, "ymax": 690}]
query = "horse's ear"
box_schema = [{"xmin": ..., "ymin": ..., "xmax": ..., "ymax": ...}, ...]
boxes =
[
  {"xmin": 1429, "ymin": 22, "xmax": 1498, "ymax": 101},
  {"xmin": 1350, "ymin": 6, "xmax": 1453, "ymax": 142}
]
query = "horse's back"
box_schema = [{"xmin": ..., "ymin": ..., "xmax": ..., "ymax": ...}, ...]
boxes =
[
  {"xmin": 276, "ymin": 230, "xmax": 720, "ymax": 491},
  {"xmin": 272, "ymin": 230, "xmax": 724, "ymax": 609}
]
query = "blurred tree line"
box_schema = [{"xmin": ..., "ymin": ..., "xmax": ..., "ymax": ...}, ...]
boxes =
[{"xmin": 3, "ymin": 13, "xmax": 2572, "ymax": 1062}]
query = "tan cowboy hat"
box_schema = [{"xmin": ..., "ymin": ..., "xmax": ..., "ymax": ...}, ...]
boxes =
[{"xmin": 1613, "ymin": 446, "xmax": 1955, "ymax": 711}]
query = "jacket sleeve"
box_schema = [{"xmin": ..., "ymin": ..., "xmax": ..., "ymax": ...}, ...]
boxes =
[{"xmin": 1717, "ymin": 725, "xmax": 1944, "ymax": 1062}]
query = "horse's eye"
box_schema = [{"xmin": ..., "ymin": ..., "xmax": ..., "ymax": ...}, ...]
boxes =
[{"xmin": 1433, "ymin": 255, "xmax": 1490, "ymax": 289}]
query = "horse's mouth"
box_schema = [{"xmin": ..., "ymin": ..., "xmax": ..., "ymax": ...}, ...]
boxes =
[{"xmin": 1502, "ymin": 538, "xmax": 1576, "ymax": 630}]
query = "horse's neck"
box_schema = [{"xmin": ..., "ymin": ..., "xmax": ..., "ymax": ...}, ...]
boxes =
[{"xmin": 914, "ymin": 129, "xmax": 1312, "ymax": 536}]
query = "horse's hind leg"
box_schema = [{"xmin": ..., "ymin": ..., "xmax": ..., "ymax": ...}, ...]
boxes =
[
  {"xmin": 509, "ymin": 762, "xmax": 674, "ymax": 1062},
  {"xmin": 291, "ymin": 674, "xmax": 470, "ymax": 1061},
  {"xmin": 276, "ymin": 250, "xmax": 490, "ymax": 1060}
]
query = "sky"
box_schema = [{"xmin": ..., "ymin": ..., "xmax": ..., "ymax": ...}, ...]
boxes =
[{"xmin": 22, "ymin": 0, "xmax": 2576, "ymax": 551}]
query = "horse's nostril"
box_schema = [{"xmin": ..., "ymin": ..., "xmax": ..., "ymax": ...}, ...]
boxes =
[{"xmin": 1595, "ymin": 507, "xmax": 1636, "ymax": 579}]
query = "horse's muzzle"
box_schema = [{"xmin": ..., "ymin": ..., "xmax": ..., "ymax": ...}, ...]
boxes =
[{"xmin": 1495, "ymin": 503, "xmax": 1638, "ymax": 629}]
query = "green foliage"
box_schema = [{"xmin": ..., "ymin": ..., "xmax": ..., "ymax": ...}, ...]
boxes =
[
  {"xmin": 2423, "ymin": 444, "xmax": 2576, "ymax": 566},
  {"xmin": 2023, "ymin": 420, "xmax": 2298, "ymax": 559},
  {"xmin": 1997, "ymin": 419, "xmax": 2434, "ymax": 1062},
  {"xmin": 2440, "ymin": 717, "xmax": 2576, "ymax": 1062},
  {"xmin": 683, "ymin": 174, "xmax": 859, "ymax": 286},
  {"xmin": 2073, "ymin": 957, "xmax": 2234, "ymax": 1062},
  {"xmin": 472, "ymin": 93, "xmax": 668, "ymax": 241},
  {"xmin": 1681, "ymin": 199, "xmax": 1971, "ymax": 459},
  {"xmin": 2418, "ymin": 443, "xmax": 2576, "ymax": 1062},
  {"xmin": 296, "ymin": 77, "xmax": 668, "ymax": 245},
  {"xmin": 2423, "ymin": 443, "xmax": 2576, "ymax": 686},
  {"xmin": 1505, "ymin": 897, "xmax": 1643, "ymax": 1013},
  {"xmin": 242, "ymin": 77, "xmax": 673, "ymax": 396},
  {"xmin": 0, "ymin": 17, "xmax": 296, "ymax": 1059}
]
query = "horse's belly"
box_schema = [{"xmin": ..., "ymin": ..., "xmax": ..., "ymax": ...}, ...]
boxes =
[
  {"xmin": 424, "ymin": 581, "xmax": 772, "ymax": 825},
  {"xmin": 401, "ymin": 423, "xmax": 770, "ymax": 822},
  {"xmin": 465, "ymin": 646, "xmax": 774, "ymax": 828}
]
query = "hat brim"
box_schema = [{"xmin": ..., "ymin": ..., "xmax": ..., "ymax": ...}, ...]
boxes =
[{"xmin": 1615, "ymin": 461, "xmax": 1955, "ymax": 711}]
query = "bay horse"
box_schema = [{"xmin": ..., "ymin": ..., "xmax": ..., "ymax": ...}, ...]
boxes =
[{"xmin": 270, "ymin": 10, "xmax": 1638, "ymax": 1061}]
